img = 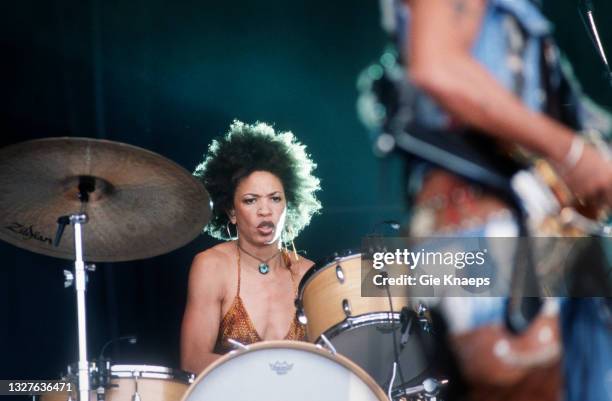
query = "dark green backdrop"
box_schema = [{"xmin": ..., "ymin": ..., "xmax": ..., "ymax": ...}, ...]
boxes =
[{"xmin": 1, "ymin": 0, "xmax": 610, "ymax": 381}]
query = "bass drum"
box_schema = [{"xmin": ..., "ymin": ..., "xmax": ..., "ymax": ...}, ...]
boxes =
[
  {"xmin": 181, "ymin": 341, "xmax": 388, "ymax": 401},
  {"xmin": 296, "ymin": 252, "xmax": 430, "ymax": 390},
  {"xmin": 42, "ymin": 364, "xmax": 194, "ymax": 401}
]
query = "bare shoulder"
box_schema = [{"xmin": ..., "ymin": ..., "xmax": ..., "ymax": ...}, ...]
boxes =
[
  {"xmin": 293, "ymin": 255, "xmax": 315, "ymax": 280},
  {"xmin": 192, "ymin": 241, "xmax": 237, "ymax": 269},
  {"xmin": 188, "ymin": 242, "xmax": 236, "ymax": 295}
]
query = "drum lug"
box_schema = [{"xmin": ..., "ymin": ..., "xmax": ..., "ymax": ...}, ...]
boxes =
[
  {"xmin": 295, "ymin": 299, "xmax": 308, "ymax": 325},
  {"xmin": 417, "ymin": 302, "xmax": 432, "ymax": 333},
  {"xmin": 296, "ymin": 309, "xmax": 308, "ymax": 325},
  {"xmin": 342, "ymin": 299, "xmax": 351, "ymax": 317},
  {"xmin": 132, "ymin": 371, "xmax": 141, "ymax": 401},
  {"xmin": 335, "ymin": 264, "xmax": 345, "ymax": 283}
]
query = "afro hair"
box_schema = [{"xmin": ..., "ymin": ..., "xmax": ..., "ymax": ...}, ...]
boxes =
[{"xmin": 194, "ymin": 120, "xmax": 321, "ymax": 241}]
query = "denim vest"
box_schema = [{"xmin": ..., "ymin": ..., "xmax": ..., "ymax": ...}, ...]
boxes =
[
  {"xmin": 394, "ymin": 0, "xmax": 611, "ymax": 136},
  {"xmin": 395, "ymin": 3, "xmax": 612, "ymax": 401}
]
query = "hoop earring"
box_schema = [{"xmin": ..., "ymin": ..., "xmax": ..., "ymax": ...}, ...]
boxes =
[
  {"xmin": 226, "ymin": 221, "xmax": 237, "ymax": 240},
  {"xmin": 283, "ymin": 227, "xmax": 299, "ymax": 262}
]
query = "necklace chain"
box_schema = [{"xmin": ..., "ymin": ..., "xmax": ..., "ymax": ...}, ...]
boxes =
[{"xmin": 236, "ymin": 242, "xmax": 281, "ymax": 274}]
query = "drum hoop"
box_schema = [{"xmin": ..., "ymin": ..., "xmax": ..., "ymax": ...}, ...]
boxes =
[
  {"xmin": 181, "ymin": 340, "xmax": 388, "ymax": 401},
  {"xmin": 316, "ymin": 312, "xmax": 402, "ymax": 342},
  {"xmin": 111, "ymin": 365, "xmax": 195, "ymax": 383},
  {"xmin": 296, "ymin": 250, "xmax": 361, "ymax": 301}
]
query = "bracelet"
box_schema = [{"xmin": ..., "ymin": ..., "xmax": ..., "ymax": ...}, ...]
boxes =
[{"xmin": 561, "ymin": 136, "xmax": 584, "ymax": 173}]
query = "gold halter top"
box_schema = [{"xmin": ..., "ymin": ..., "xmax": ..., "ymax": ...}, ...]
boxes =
[{"xmin": 213, "ymin": 249, "xmax": 306, "ymax": 354}]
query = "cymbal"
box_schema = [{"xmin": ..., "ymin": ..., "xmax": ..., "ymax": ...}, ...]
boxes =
[{"xmin": 0, "ymin": 137, "xmax": 211, "ymax": 262}]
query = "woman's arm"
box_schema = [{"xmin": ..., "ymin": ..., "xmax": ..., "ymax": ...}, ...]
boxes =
[{"xmin": 180, "ymin": 250, "xmax": 226, "ymax": 374}]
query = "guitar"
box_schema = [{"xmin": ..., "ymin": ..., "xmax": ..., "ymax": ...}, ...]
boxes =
[{"xmin": 357, "ymin": 49, "xmax": 612, "ymax": 237}]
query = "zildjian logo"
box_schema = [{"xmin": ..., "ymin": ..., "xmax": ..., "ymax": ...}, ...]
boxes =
[
  {"xmin": 5, "ymin": 222, "xmax": 52, "ymax": 245},
  {"xmin": 269, "ymin": 361, "xmax": 293, "ymax": 375}
]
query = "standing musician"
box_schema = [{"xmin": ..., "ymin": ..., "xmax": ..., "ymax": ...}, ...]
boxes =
[
  {"xmin": 365, "ymin": 0, "xmax": 612, "ymax": 400},
  {"xmin": 180, "ymin": 121, "xmax": 321, "ymax": 374}
]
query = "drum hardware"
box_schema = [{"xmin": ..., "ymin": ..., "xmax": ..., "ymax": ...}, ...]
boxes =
[
  {"xmin": 323, "ymin": 312, "xmax": 401, "ymax": 336},
  {"xmin": 64, "ymin": 270, "xmax": 74, "ymax": 288},
  {"xmin": 400, "ymin": 303, "xmax": 432, "ymax": 346},
  {"xmin": 99, "ymin": 335, "xmax": 138, "ymax": 360},
  {"xmin": 130, "ymin": 371, "xmax": 141, "ymax": 401},
  {"xmin": 45, "ymin": 364, "xmax": 194, "ymax": 401},
  {"xmin": 57, "ymin": 212, "xmax": 91, "ymax": 401},
  {"xmin": 416, "ymin": 303, "xmax": 432, "ymax": 333},
  {"xmin": 63, "ymin": 264, "xmax": 96, "ymax": 288},
  {"xmin": 295, "ymin": 306, "xmax": 308, "ymax": 325},
  {"xmin": 0, "ymin": 138, "xmax": 210, "ymax": 401},
  {"xmin": 318, "ymin": 334, "xmax": 337, "ymax": 355},
  {"xmin": 392, "ymin": 378, "xmax": 448, "ymax": 401},
  {"xmin": 227, "ymin": 338, "xmax": 249, "ymax": 351},
  {"xmin": 64, "ymin": 360, "xmax": 114, "ymax": 401},
  {"xmin": 95, "ymin": 387, "xmax": 105, "ymax": 401},
  {"xmin": 89, "ymin": 335, "xmax": 138, "ymax": 401},
  {"xmin": 295, "ymin": 308, "xmax": 308, "ymax": 325},
  {"xmin": 399, "ymin": 307, "xmax": 415, "ymax": 347},
  {"xmin": 342, "ymin": 299, "xmax": 352, "ymax": 317},
  {"xmin": 335, "ymin": 265, "xmax": 345, "ymax": 283},
  {"xmin": 94, "ymin": 360, "xmax": 112, "ymax": 401}
]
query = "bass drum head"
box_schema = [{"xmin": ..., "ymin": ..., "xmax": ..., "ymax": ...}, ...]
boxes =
[
  {"xmin": 322, "ymin": 316, "xmax": 430, "ymax": 389},
  {"xmin": 181, "ymin": 341, "xmax": 387, "ymax": 401}
]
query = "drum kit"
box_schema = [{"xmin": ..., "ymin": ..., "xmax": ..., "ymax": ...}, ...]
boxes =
[{"xmin": 0, "ymin": 137, "xmax": 447, "ymax": 401}]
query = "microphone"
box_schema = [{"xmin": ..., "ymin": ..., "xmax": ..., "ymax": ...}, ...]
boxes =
[
  {"xmin": 371, "ymin": 220, "xmax": 401, "ymax": 235},
  {"xmin": 94, "ymin": 335, "xmax": 138, "ymax": 401},
  {"xmin": 99, "ymin": 335, "xmax": 138, "ymax": 360}
]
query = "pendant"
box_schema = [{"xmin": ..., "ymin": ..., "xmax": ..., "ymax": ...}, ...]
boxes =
[{"xmin": 258, "ymin": 263, "xmax": 270, "ymax": 274}]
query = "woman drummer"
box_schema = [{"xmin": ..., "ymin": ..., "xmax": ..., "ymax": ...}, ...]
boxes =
[{"xmin": 180, "ymin": 120, "xmax": 321, "ymax": 374}]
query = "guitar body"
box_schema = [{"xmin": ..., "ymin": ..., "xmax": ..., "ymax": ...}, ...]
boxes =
[{"xmin": 451, "ymin": 310, "xmax": 562, "ymax": 401}]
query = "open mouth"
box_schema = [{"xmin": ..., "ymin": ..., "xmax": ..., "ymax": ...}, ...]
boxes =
[{"xmin": 257, "ymin": 221, "xmax": 274, "ymax": 235}]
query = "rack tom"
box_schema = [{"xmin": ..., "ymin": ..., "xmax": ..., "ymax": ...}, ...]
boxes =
[{"xmin": 296, "ymin": 252, "xmax": 430, "ymax": 389}]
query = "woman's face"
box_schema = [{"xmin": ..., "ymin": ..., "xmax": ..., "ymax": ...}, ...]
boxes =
[{"xmin": 230, "ymin": 170, "xmax": 287, "ymax": 246}]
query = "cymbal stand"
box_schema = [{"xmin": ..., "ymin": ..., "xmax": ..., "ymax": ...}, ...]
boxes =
[{"xmin": 56, "ymin": 213, "xmax": 91, "ymax": 401}]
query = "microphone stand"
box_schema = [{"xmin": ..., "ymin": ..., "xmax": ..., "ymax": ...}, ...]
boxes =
[{"xmin": 578, "ymin": 0, "xmax": 612, "ymax": 88}]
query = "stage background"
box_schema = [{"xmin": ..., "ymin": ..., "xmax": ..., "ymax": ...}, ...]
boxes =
[{"xmin": 1, "ymin": 0, "xmax": 610, "ymax": 381}]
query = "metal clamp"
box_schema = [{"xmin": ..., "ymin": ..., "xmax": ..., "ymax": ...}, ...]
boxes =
[
  {"xmin": 64, "ymin": 270, "xmax": 74, "ymax": 288},
  {"xmin": 318, "ymin": 334, "xmax": 337, "ymax": 355},
  {"xmin": 342, "ymin": 299, "xmax": 351, "ymax": 317},
  {"xmin": 228, "ymin": 338, "xmax": 249, "ymax": 351}
]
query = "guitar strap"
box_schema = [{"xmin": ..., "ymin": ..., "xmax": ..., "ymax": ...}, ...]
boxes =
[{"xmin": 498, "ymin": 13, "xmax": 544, "ymax": 333}]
